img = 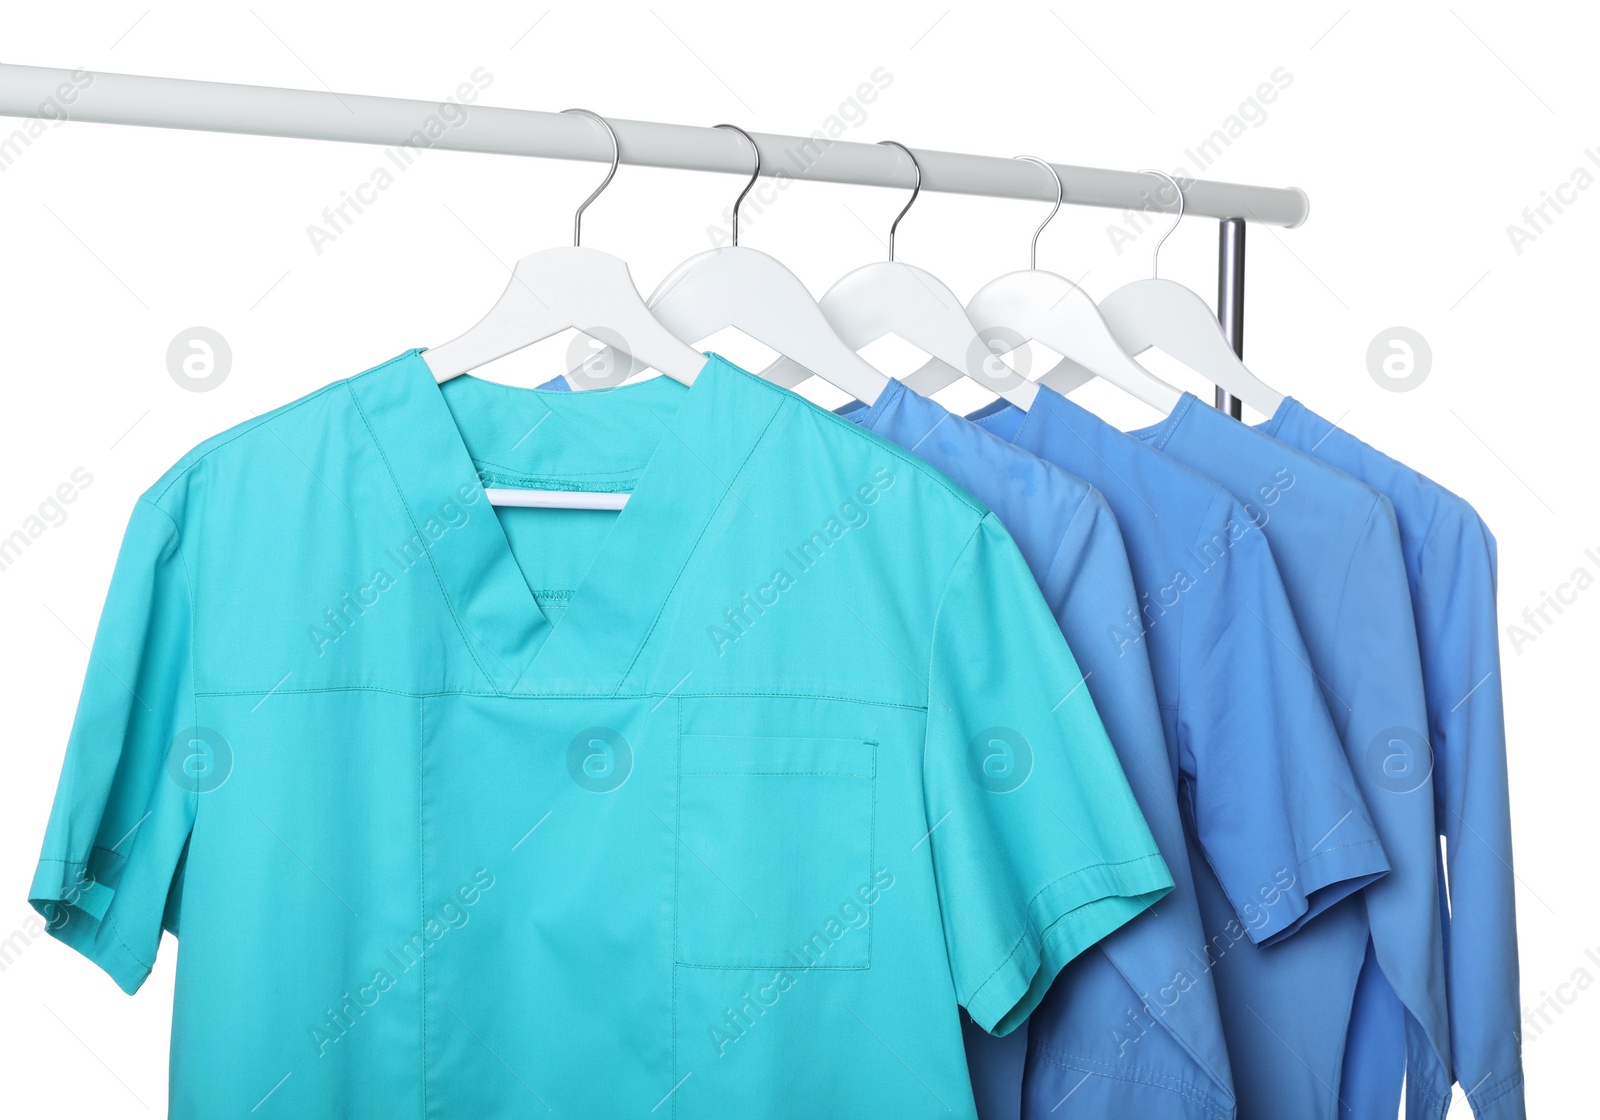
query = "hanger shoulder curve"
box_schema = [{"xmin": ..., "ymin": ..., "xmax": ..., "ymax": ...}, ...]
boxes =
[
  {"xmin": 424, "ymin": 246, "xmax": 706, "ymax": 385},
  {"xmin": 821, "ymin": 262, "xmax": 967, "ymax": 351},
  {"xmin": 572, "ymin": 246, "xmax": 890, "ymax": 405},
  {"xmin": 1098, "ymin": 278, "xmax": 1284, "ymax": 415},
  {"xmin": 762, "ymin": 261, "xmax": 967, "ymax": 391},
  {"xmin": 760, "ymin": 261, "xmax": 1034, "ymax": 407},
  {"xmin": 965, "ymin": 270, "xmax": 1182, "ymax": 414}
]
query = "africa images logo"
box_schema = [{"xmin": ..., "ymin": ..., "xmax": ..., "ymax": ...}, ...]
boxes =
[
  {"xmin": 706, "ymin": 466, "xmax": 895, "ymax": 656},
  {"xmin": 307, "ymin": 486, "xmax": 483, "ymax": 656},
  {"xmin": 706, "ymin": 869, "xmax": 895, "ymax": 1059}
]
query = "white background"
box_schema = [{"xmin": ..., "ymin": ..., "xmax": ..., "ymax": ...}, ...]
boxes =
[{"xmin": 0, "ymin": 2, "xmax": 1594, "ymax": 1115}]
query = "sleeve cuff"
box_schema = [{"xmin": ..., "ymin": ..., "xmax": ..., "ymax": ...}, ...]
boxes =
[
  {"xmin": 28, "ymin": 858, "xmax": 152, "ymax": 995},
  {"xmin": 965, "ymin": 853, "xmax": 1173, "ymax": 1036},
  {"xmin": 1459, "ymin": 1069, "xmax": 1526, "ymax": 1120},
  {"xmin": 1252, "ymin": 838, "xmax": 1391, "ymax": 947}
]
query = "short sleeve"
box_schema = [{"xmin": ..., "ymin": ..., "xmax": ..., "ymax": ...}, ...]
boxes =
[
  {"xmin": 924, "ymin": 513, "xmax": 1173, "ymax": 1036},
  {"xmin": 28, "ymin": 497, "xmax": 198, "ymax": 994},
  {"xmin": 1177, "ymin": 494, "xmax": 1389, "ymax": 946}
]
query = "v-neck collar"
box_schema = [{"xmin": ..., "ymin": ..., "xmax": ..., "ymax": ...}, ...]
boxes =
[
  {"xmin": 1250, "ymin": 394, "xmax": 1302, "ymax": 438},
  {"xmin": 350, "ymin": 350, "xmax": 783, "ymax": 697},
  {"xmin": 1123, "ymin": 390, "xmax": 1201, "ymax": 449}
]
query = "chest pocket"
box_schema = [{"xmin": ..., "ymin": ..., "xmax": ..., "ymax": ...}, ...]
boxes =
[{"xmin": 675, "ymin": 734, "xmax": 876, "ymax": 970}]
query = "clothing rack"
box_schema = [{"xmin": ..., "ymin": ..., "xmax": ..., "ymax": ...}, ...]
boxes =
[{"xmin": 0, "ymin": 63, "xmax": 1309, "ymax": 415}]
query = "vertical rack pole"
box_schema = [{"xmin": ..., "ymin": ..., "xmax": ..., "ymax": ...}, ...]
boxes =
[{"xmin": 1215, "ymin": 217, "xmax": 1246, "ymax": 417}]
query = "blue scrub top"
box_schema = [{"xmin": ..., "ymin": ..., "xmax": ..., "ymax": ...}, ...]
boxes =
[
  {"xmin": 1123, "ymin": 391, "xmax": 1449, "ymax": 1119},
  {"xmin": 1260, "ymin": 398, "xmax": 1524, "ymax": 1120},
  {"xmin": 972, "ymin": 386, "xmax": 1390, "ymax": 1120},
  {"xmin": 840, "ymin": 379, "xmax": 1233, "ymax": 1120}
]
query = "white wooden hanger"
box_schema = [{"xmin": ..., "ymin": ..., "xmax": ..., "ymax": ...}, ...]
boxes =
[
  {"xmin": 963, "ymin": 157, "xmax": 1181, "ymax": 415},
  {"xmin": 423, "ymin": 109, "xmax": 703, "ymax": 509},
  {"xmin": 1046, "ymin": 169, "xmax": 1283, "ymax": 415},
  {"xmin": 762, "ymin": 141, "xmax": 1035, "ymax": 410},
  {"xmin": 567, "ymin": 124, "xmax": 889, "ymax": 405}
]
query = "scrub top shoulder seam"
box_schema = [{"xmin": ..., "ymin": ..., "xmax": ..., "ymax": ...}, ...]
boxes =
[
  {"xmin": 144, "ymin": 376, "xmax": 357, "ymax": 508},
  {"xmin": 1037, "ymin": 485, "xmax": 1100, "ymax": 596},
  {"xmin": 740, "ymin": 370, "xmax": 993, "ymax": 521},
  {"xmin": 1324, "ymin": 492, "xmax": 1391, "ymax": 696}
]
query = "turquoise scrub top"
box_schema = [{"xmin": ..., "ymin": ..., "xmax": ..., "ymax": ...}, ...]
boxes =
[
  {"xmin": 1126, "ymin": 392, "xmax": 1449, "ymax": 1120},
  {"xmin": 970, "ymin": 386, "xmax": 1392, "ymax": 1120},
  {"xmin": 30, "ymin": 350, "xmax": 1172, "ymax": 1119},
  {"xmin": 837, "ymin": 379, "xmax": 1233, "ymax": 1120},
  {"xmin": 1260, "ymin": 398, "xmax": 1524, "ymax": 1120}
]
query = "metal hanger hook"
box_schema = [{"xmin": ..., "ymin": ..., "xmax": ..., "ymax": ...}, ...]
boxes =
[
  {"xmin": 713, "ymin": 123, "xmax": 761, "ymax": 247},
  {"xmin": 1138, "ymin": 168, "xmax": 1185, "ymax": 279},
  {"xmin": 1013, "ymin": 155, "xmax": 1062, "ymax": 270},
  {"xmin": 561, "ymin": 108, "xmax": 620, "ymax": 248},
  {"xmin": 876, "ymin": 140, "xmax": 922, "ymax": 262}
]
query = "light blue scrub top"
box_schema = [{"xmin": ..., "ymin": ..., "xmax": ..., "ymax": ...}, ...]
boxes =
[
  {"xmin": 1123, "ymin": 392, "xmax": 1450, "ymax": 1119},
  {"xmin": 31, "ymin": 351, "xmax": 1175, "ymax": 1118},
  {"xmin": 838, "ymin": 379, "xmax": 1233, "ymax": 1120},
  {"xmin": 1260, "ymin": 398, "xmax": 1524, "ymax": 1120},
  {"xmin": 971, "ymin": 386, "xmax": 1391, "ymax": 1120}
]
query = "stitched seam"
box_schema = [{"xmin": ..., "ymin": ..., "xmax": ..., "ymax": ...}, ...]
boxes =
[
  {"xmin": 1411, "ymin": 1079, "xmax": 1451, "ymax": 1113},
  {"xmin": 194, "ymin": 685, "xmax": 927, "ymax": 709},
  {"xmin": 472, "ymin": 444, "xmax": 648, "ymax": 480},
  {"xmin": 671, "ymin": 697, "xmax": 682, "ymax": 1120},
  {"xmin": 919, "ymin": 516, "xmax": 987, "ymax": 989},
  {"xmin": 851, "ymin": 400, "xmax": 886, "ymax": 435},
  {"xmin": 721, "ymin": 357, "xmax": 989, "ymax": 517},
  {"xmin": 1302, "ymin": 838, "xmax": 1383, "ymax": 865},
  {"xmin": 1033, "ymin": 1047, "xmax": 1230, "ymax": 1114},
  {"xmin": 681, "ymin": 733, "xmax": 876, "ymax": 743},
  {"xmin": 1177, "ymin": 489, "xmax": 1239, "ymax": 729},
  {"xmin": 966, "ymin": 855, "xmax": 1166, "ymax": 1003},
  {"xmin": 1465, "ymin": 1068, "xmax": 1523, "ymax": 1113},
  {"xmin": 1261, "ymin": 395, "xmax": 1295, "ymax": 438},
  {"xmin": 32, "ymin": 868, "xmax": 154, "ymax": 974},
  {"xmin": 1466, "ymin": 1068, "xmax": 1525, "ymax": 1108},
  {"xmin": 1037, "ymin": 488, "xmax": 1098, "ymax": 603},
  {"xmin": 418, "ymin": 695, "xmax": 428, "ymax": 1120},
  {"xmin": 924, "ymin": 516, "xmax": 987, "ymax": 702},
  {"xmin": 130, "ymin": 500, "xmax": 201, "ymax": 885},
  {"xmin": 171, "ymin": 502, "xmax": 201, "ymax": 847},
  {"xmin": 1022, "ymin": 856, "xmax": 1164, "ymax": 918},
  {"xmin": 676, "ymin": 961, "xmax": 870, "ymax": 971},
  {"xmin": 1327, "ymin": 493, "xmax": 1388, "ymax": 680},
  {"xmin": 614, "ymin": 395, "xmax": 783, "ymax": 691},
  {"xmin": 1142, "ymin": 392, "xmax": 1191, "ymax": 452},
  {"xmin": 674, "ymin": 736, "xmax": 877, "ymax": 972},
  {"xmin": 1418, "ymin": 507, "xmax": 1447, "ymax": 576},
  {"xmin": 346, "ymin": 379, "xmax": 501, "ymax": 693},
  {"xmin": 868, "ymin": 739, "xmax": 878, "ymax": 963},
  {"xmin": 475, "ymin": 468, "xmax": 641, "ymax": 491},
  {"xmin": 680, "ymin": 771, "xmax": 874, "ymax": 778},
  {"xmin": 1029, "ymin": 1046, "xmax": 1232, "ymax": 1120},
  {"xmin": 146, "ymin": 378, "xmax": 354, "ymax": 505},
  {"xmin": 1012, "ymin": 395, "xmax": 1043, "ymax": 444},
  {"xmin": 105, "ymin": 914, "xmax": 152, "ymax": 973}
]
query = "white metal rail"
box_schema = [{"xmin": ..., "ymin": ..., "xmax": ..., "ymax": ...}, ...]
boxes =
[{"xmin": 0, "ymin": 64, "xmax": 1309, "ymax": 227}]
